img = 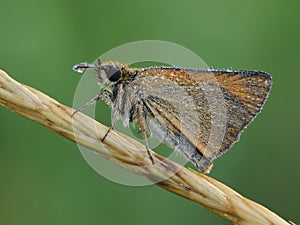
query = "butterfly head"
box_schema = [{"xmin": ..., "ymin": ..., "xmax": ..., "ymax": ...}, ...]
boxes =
[{"xmin": 73, "ymin": 58, "xmax": 124, "ymax": 89}]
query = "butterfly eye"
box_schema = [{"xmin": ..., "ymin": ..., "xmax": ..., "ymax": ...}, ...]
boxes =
[{"xmin": 104, "ymin": 67, "xmax": 121, "ymax": 82}]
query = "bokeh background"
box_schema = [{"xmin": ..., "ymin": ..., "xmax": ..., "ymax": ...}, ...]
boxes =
[{"xmin": 0, "ymin": 0, "xmax": 299, "ymax": 224}]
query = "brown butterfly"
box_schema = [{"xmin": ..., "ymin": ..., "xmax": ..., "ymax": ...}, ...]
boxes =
[{"xmin": 73, "ymin": 59, "xmax": 272, "ymax": 173}]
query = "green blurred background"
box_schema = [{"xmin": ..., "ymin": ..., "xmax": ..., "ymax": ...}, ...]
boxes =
[{"xmin": 0, "ymin": 0, "xmax": 299, "ymax": 224}]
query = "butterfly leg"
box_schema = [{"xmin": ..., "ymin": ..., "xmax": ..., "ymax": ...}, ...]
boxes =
[
  {"xmin": 101, "ymin": 113, "xmax": 119, "ymax": 142},
  {"xmin": 138, "ymin": 103, "xmax": 155, "ymax": 165},
  {"xmin": 72, "ymin": 92, "xmax": 103, "ymax": 117},
  {"xmin": 102, "ymin": 84, "xmax": 124, "ymax": 142}
]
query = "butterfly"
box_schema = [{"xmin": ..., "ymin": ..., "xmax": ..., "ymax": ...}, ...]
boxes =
[{"xmin": 73, "ymin": 59, "xmax": 272, "ymax": 173}]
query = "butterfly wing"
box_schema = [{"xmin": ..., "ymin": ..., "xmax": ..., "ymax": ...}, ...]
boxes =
[
  {"xmin": 132, "ymin": 67, "xmax": 272, "ymax": 171},
  {"xmin": 210, "ymin": 70, "xmax": 272, "ymax": 155}
]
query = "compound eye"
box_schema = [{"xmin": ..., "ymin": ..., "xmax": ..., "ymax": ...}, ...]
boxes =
[{"xmin": 104, "ymin": 67, "xmax": 121, "ymax": 82}]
